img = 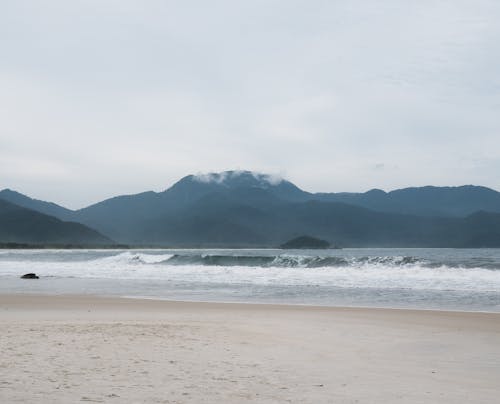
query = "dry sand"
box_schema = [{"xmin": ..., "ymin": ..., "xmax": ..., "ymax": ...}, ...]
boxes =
[{"xmin": 0, "ymin": 294, "xmax": 499, "ymax": 403}]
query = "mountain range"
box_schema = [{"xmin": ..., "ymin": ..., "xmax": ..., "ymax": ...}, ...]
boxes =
[
  {"xmin": 0, "ymin": 199, "xmax": 111, "ymax": 246},
  {"xmin": 2, "ymin": 170, "xmax": 500, "ymax": 247}
]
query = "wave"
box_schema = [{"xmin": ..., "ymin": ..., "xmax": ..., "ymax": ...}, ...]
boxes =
[
  {"xmin": 94, "ymin": 251, "xmax": 174, "ymax": 265},
  {"xmin": 161, "ymin": 254, "xmax": 430, "ymax": 268},
  {"xmin": 2, "ymin": 249, "xmax": 499, "ymax": 271},
  {"xmin": 88, "ymin": 252, "xmax": 500, "ymax": 270},
  {"xmin": 1, "ymin": 250, "xmax": 500, "ymax": 293}
]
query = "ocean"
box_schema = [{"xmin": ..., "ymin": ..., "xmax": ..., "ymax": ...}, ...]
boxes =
[{"xmin": 1, "ymin": 248, "xmax": 499, "ymax": 312}]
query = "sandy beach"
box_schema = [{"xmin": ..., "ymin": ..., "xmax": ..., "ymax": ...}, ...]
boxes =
[{"xmin": 0, "ymin": 295, "xmax": 499, "ymax": 403}]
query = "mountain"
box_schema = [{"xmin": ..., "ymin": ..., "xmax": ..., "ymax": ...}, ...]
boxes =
[
  {"xmin": 69, "ymin": 171, "xmax": 306, "ymax": 242},
  {"xmin": 315, "ymin": 185, "xmax": 500, "ymax": 217},
  {"xmin": 119, "ymin": 195, "xmax": 500, "ymax": 247},
  {"xmin": 2, "ymin": 170, "xmax": 500, "ymax": 247},
  {"xmin": 0, "ymin": 199, "xmax": 112, "ymax": 245},
  {"xmin": 0, "ymin": 189, "xmax": 73, "ymax": 220},
  {"xmin": 68, "ymin": 172, "xmax": 500, "ymax": 247},
  {"xmin": 168, "ymin": 171, "xmax": 308, "ymax": 203}
]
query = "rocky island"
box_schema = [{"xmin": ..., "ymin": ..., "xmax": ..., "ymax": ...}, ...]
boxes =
[{"xmin": 280, "ymin": 235, "xmax": 332, "ymax": 249}]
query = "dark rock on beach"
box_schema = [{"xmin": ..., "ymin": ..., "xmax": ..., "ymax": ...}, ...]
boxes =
[{"xmin": 21, "ymin": 273, "xmax": 39, "ymax": 279}]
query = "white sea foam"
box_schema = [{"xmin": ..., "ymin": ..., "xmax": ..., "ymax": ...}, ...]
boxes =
[
  {"xmin": 1, "ymin": 250, "xmax": 499, "ymax": 293},
  {"xmin": 94, "ymin": 252, "xmax": 174, "ymax": 265}
]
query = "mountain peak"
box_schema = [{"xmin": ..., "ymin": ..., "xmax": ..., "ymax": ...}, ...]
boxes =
[
  {"xmin": 163, "ymin": 170, "xmax": 307, "ymax": 204},
  {"xmin": 191, "ymin": 170, "xmax": 284, "ymax": 188},
  {"xmin": 0, "ymin": 188, "xmax": 23, "ymax": 197}
]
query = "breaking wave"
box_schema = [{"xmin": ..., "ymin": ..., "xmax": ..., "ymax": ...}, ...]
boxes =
[
  {"xmin": 95, "ymin": 252, "xmax": 174, "ymax": 265},
  {"xmin": 1, "ymin": 250, "xmax": 500, "ymax": 295},
  {"xmin": 162, "ymin": 254, "xmax": 426, "ymax": 268}
]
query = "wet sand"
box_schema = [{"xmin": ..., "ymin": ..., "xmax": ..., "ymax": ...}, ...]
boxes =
[{"xmin": 1, "ymin": 294, "xmax": 499, "ymax": 403}]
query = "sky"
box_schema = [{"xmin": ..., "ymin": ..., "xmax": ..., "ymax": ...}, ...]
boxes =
[{"xmin": 1, "ymin": 0, "xmax": 499, "ymax": 209}]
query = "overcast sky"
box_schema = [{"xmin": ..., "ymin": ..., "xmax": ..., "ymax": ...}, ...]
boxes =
[{"xmin": 1, "ymin": 1, "xmax": 499, "ymax": 209}]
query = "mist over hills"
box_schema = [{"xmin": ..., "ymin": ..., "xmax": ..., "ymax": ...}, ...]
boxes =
[{"xmin": 2, "ymin": 170, "xmax": 500, "ymax": 247}]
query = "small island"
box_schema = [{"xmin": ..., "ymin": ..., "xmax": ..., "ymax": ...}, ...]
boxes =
[{"xmin": 280, "ymin": 235, "xmax": 332, "ymax": 249}]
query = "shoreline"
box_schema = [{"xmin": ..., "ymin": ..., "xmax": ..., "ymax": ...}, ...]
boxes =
[
  {"xmin": 120, "ymin": 294, "xmax": 500, "ymax": 314},
  {"xmin": 3, "ymin": 293, "xmax": 500, "ymax": 331},
  {"xmin": 3, "ymin": 291, "xmax": 500, "ymax": 315}
]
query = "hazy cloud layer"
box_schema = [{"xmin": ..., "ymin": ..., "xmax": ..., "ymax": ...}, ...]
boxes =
[{"xmin": 1, "ymin": 0, "xmax": 499, "ymax": 208}]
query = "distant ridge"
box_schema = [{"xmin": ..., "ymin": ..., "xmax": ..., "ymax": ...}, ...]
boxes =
[
  {"xmin": 0, "ymin": 189, "xmax": 72, "ymax": 220},
  {"xmin": 0, "ymin": 199, "xmax": 112, "ymax": 245},
  {"xmin": 2, "ymin": 170, "xmax": 500, "ymax": 247},
  {"xmin": 315, "ymin": 185, "xmax": 500, "ymax": 217}
]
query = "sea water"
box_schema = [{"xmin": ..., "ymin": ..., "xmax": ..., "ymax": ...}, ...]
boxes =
[{"xmin": 0, "ymin": 248, "xmax": 499, "ymax": 312}]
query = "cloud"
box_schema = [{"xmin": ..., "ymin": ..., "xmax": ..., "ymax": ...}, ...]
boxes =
[
  {"xmin": 1, "ymin": 0, "xmax": 499, "ymax": 208},
  {"xmin": 193, "ymin": 172, "xmax": 229, "ymax": 184}
]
